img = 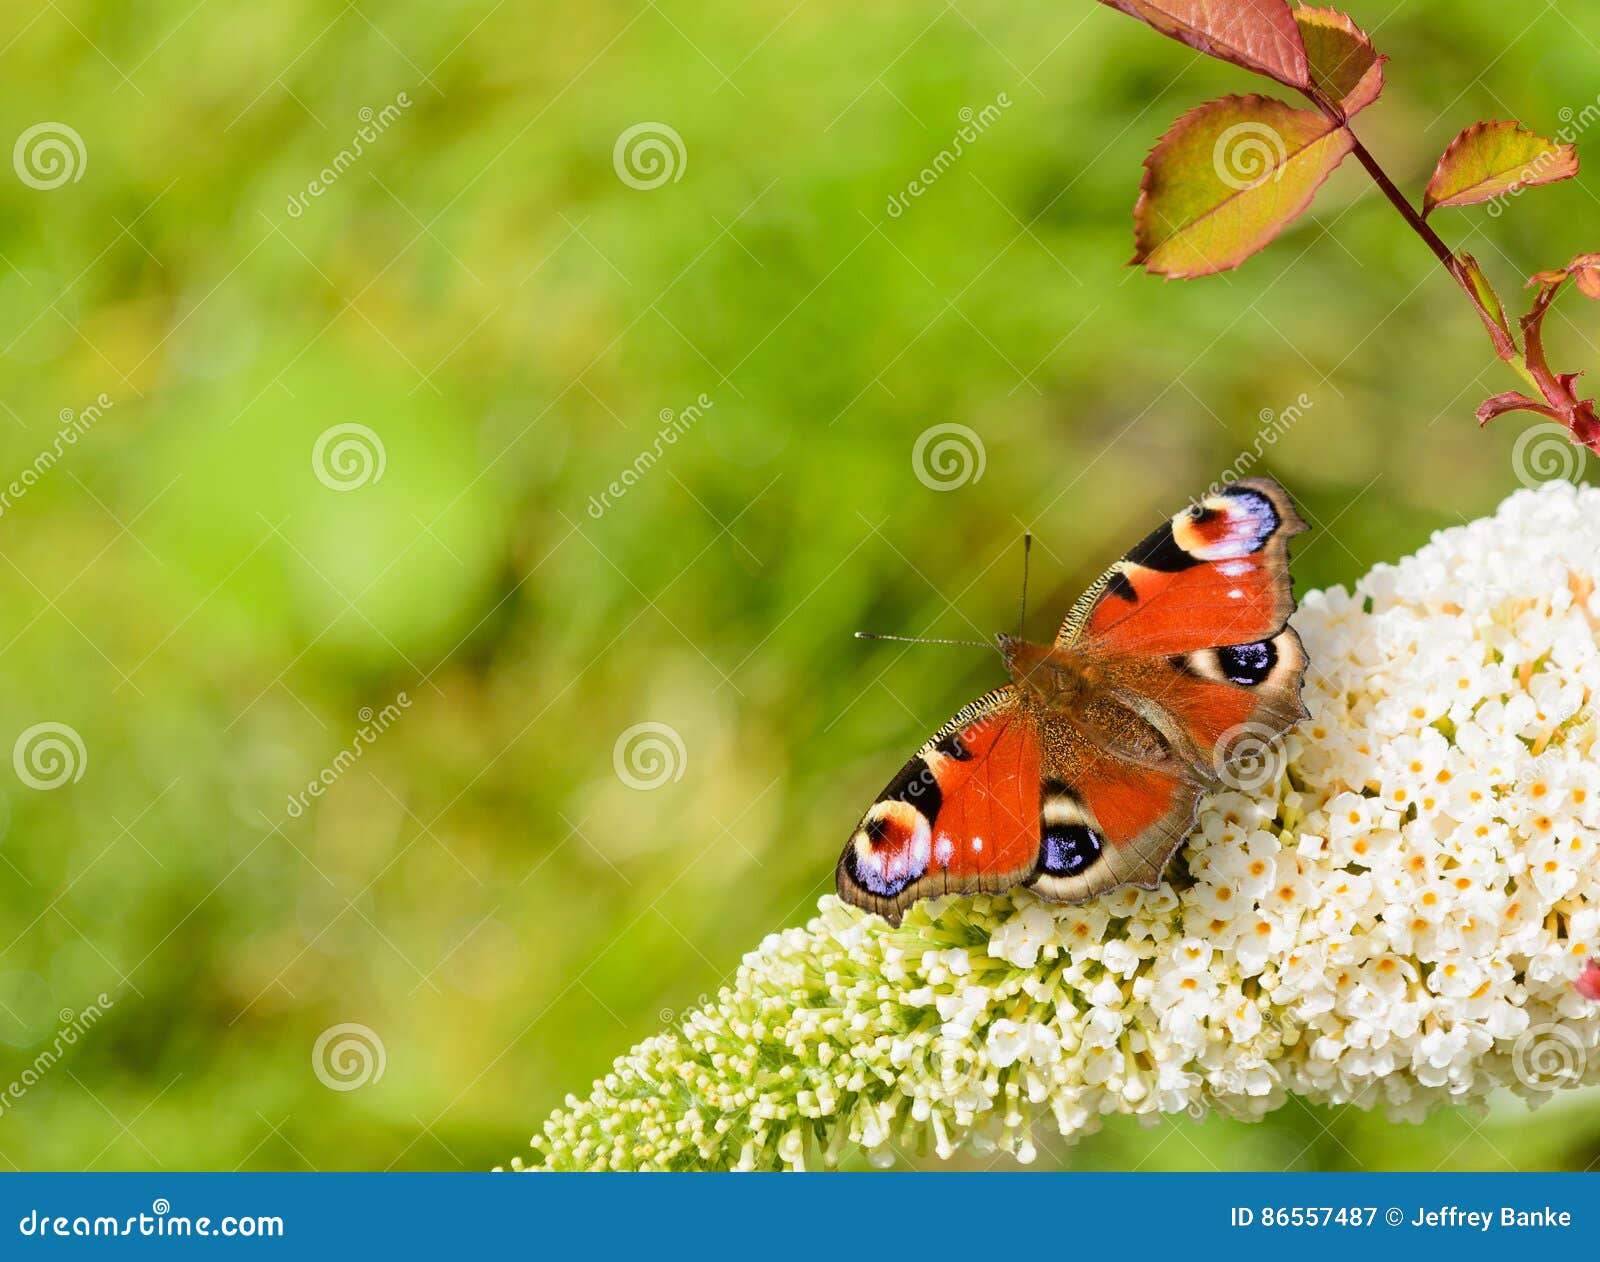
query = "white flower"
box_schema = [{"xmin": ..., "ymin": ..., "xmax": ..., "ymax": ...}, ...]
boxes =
[
  {"xmin": 987, "ymin": 904, "xmax": 1057, "ymax": 968},
  {"xmin": 985, "ymin": 1018, "xmax": 1059, "ymax": 1068},
  {"xmin": 516, "ymin": 484, "xmax": 1600, "ymax": 1171}
]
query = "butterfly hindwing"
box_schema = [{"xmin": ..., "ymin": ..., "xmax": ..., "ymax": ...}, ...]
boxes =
[
  {"xmin": 1028, "ymin": 743, "xmax": 1198, "ymax": 904},
  {"xmin": 1018, "ymin": 631, "xmax": 1303, "ymax": 902},
  {"xmin": 837, "ymin": 688, "xmax": 1041, "ymax": 926},
  {"xmin": 1160, "ymin": 625, "xmax": 1309, "ymax": 776}
]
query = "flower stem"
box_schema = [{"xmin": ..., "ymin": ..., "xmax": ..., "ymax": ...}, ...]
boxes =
[
  {"xmin": 1341, "ymin": 133, "xmax": 1454, "ymax": 268},
  {"xmin": 1303, "ymin": 87, "xmax": 1542, "ymax": 395}
]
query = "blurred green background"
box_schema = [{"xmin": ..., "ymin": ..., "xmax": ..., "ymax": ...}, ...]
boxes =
[{"xmin": 0, "ymin": 0, "xmax": 1596, "ymax": 1171}]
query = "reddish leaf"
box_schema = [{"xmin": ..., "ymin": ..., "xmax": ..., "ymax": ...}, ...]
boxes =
[
  {"xmin": 1133, "ymin": 94, "xmax": 1353, "ymax": 278},
  {"xmin": 1423, "ymin": 120, "xmax": 1580, "ymax": 216},
  {"xmin": 1475, "ymin": 391, "xmax": 1558, "ymax": 426},
  {"xmin": 1530, "ymin": 252, "xmax": 1600, "ymax": 301},
  {"xmin": 1098, "ymin": 0, "xmax": 1309, "ymax": 89},
  {"xmin": 1453, "ymin": 253, "xmax": 1516, "ymax": 362},
  {"xmin": 1504, "ymin": 278, "xmax": 1600, "ymax": 452},
  {"xmin": 1295, "ymin": 8, "xmax": 1384, "ymax": 116}
]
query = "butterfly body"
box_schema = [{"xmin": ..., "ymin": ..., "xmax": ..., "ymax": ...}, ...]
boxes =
[
  {"xmin": 1002, "ymin": 637, "xmax": 1104, "ymax": 705},
  {"xmin": 838, "ymin": 479, "xmax": 1308, "ymax": 926}
]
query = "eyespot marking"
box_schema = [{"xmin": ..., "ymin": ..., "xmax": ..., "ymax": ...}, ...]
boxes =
[
  {"xmin": 1179, "ymin": 487, "xmax": 1279, "ymax": 560},
  {"xmin": 1037, "ymin": 782, "xmax": 1105, "ymax": 877},
  {"xmin": 1217, "ymin": 639, "xmax": 1276, "ymax": 686},
  {"xmin": 846, "ymin": 800, "xmax": 932, "ymax": 896},
  {"xmin": 1040, "ymin": 823, "xmax": 1103, "ymax": 877},
  {"xmin": 1124, "ymin": 521, "xmax": 1198, "ymax": 573}
]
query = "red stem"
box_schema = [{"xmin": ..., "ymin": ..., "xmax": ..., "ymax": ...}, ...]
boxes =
[
  {"xmin": 1343, "ymin": 136, "xmax": 1457, "ymax": 269},
  {"xmin": 1303, "ymin": 86, "xmax": 1519, "ymax": 363},
  {"xmin": 1304, "ymin": 90, "xmax": 1453, "ymax": 269}
]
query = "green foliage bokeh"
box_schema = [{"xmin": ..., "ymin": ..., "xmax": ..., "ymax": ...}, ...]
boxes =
[{"xmin": 0, "ymin": 0, "xmax": 1596, "ymax": 1170}]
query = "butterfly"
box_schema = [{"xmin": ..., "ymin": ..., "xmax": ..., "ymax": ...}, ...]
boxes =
[{"xmin": 837, "ymin": 477, "xmax": 1308, "ymax": 926}]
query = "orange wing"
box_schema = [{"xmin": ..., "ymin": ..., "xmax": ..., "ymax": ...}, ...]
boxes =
[
  {"xmin": 1027, "ymin": 479, "xmax": 1309, "ymax": 901},
  {"xmin": 836, "ymin": 689, "xmax": 1041, "ymax": 926},
  {"xmin": 1059, "ymin": 478, "xmax": 1305, "ymax": 656},
  {"xmin": 1026, "ymin": 735, "xmax": 1197, "ymax": 906},
  {"xmin": 1021, "ymin": 646, "xmax": 1304, "ymax": 905}
]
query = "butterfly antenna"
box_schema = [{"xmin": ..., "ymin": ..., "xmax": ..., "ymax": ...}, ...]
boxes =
[
  {"xmin": 1016, "ymin": 533, "xmax": 1032, "ymax": 639},
  {"xmin": 854, "ymin": 632, "xmax": 993, "ymax": 650}
]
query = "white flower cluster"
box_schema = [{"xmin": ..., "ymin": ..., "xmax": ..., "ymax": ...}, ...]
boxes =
[{"xmin": 518, "ymin": 482, "xmax": 1600, "ymax": 1171}]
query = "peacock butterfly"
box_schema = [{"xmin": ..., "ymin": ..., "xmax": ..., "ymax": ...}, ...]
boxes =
[{"xmin": 837, "ymin": 477, "xmax": 1309, "ymax": 925}]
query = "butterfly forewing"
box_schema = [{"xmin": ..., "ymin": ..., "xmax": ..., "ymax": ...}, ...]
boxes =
[
  {"xmin": 836, "ymin": 689, "xmax": 1041, "ymax": 926},
  {"xmin": 1059, "ymin": 478, "xmax": 1305, "ymax": 654}
]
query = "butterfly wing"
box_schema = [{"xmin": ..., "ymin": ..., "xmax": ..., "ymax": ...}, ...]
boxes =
[
  {"xmin": 1057, "ymin": 477, "xmax": 1305, "ymax": 655},
  {"xmin": 1021, "ymin": 642, "xmax": 1307, "ymax": 903},
  {"xmin": 1026, "ymin": 716, "xmax": 1199, "ymax": 905},
  {"xmin": 1027, "ymin": 478, "xmax": 1309, "ymax": 899},
  {"xmin": 837, "ymin": 688, "xmax": 1043, "ymax": 926}
]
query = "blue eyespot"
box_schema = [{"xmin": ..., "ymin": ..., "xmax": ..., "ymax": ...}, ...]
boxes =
[
  {"xmin": 1217, "ymin": 639, "xmax": 1276, "ymax": 686},
  {"xmin": 1040, "ymin": 823, "xmax": 1102, "ymax": 877}
]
